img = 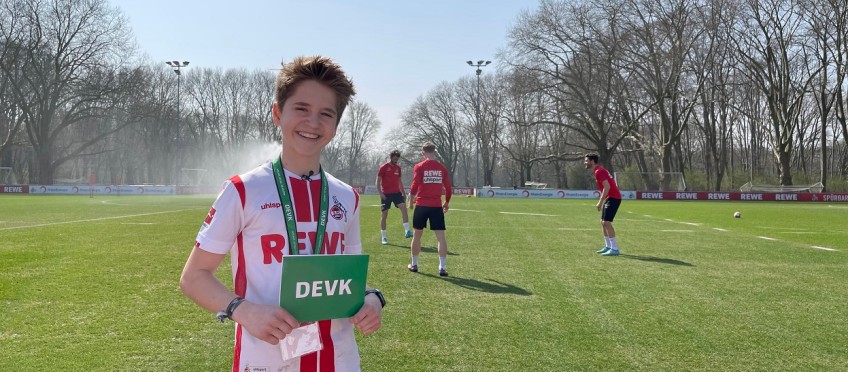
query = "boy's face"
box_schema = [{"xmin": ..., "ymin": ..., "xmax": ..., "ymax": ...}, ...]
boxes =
[{"xmin": 273, "ymin": 80, "xmax": 338, "ymax": 159}]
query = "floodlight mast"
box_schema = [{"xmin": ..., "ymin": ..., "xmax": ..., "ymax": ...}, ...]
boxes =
[
  {"xmin": 166, "ymin": 60, "xmax": 190, "ymax": 185},
  {"xmin": 466, "ymin": 60, "xmax": 492, "ymax": 189}
]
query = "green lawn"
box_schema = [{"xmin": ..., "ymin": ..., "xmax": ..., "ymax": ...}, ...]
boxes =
[{"xmin": 1, "ymin": 195, "xmax": 846, "ymax": 370}]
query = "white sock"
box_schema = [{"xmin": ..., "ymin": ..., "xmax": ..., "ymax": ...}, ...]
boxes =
[
  {"xmin": 439, "ymin": 256, "xmax": 447, "ymax": 270},
  {"xmin": 604, "ymin": 237, "xmax": 611, "ymax": 247},
  {"xmin": 411, "ymin": 256, "xmax": 418, "ymax": 266},
  {"xmin": 381, "ymin": 230, "xmax": 387, "ymax": 239},
  {"xmin": 610, "ymin": 237, "xmax": 618, "ymax": 250},
  {"xmin": 403, "ymin": 223, "xmax": 410, "ymax": 232}
]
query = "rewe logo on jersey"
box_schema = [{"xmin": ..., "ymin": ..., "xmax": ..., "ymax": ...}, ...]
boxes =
[
  {"xmin": 260, "ymin": 232, "xmax": 347, "ymax": 263},
  {"xmin": 423, "ymin": 170, "xmax": 443, "ymax": 184},
  {"xmin": 260, "ymin": 202, "xmax": 281, "ymax": 210}
]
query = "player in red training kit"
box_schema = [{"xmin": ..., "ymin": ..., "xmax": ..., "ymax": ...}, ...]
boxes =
[
  {"xmin": 376, "ymin": 149, "xmax": 412, "ymax": 244},
  {"xmin": 585, "ymin": 153, "xmax": 623, "ymax": 256},
  {"xmin": 407, "ymin": 141, "xmax": 452, "ymax": 276}
]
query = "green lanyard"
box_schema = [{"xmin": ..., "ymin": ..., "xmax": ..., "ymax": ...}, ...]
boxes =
[{"xmin": 271, "ymin": 156, "xmax": 329, "ymax": 255}]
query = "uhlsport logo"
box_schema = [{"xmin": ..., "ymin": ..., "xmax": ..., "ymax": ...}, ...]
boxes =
[{"xmin": 260, "ymin": 202, "xmax": 281, "ymax": 210}]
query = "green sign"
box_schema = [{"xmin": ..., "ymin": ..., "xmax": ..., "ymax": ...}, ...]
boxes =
[{"xmin": 279, "ymin": 254, "xmax": 370, "ymax": 323}]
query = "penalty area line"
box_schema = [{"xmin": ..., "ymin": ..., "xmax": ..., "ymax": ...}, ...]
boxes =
[
  {"xmin": 500, "ymin": 212, "xmax": 558, "ymax": 217},
  {"xmin": 0, "ymin": 208, "xmax": 203, "ymax": 231}
]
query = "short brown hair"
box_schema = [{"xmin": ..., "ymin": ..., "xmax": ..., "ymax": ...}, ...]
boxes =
[
  {"xmin": 585, "ymin": 153, "xmax": 599, "ymax": 163},
  {"xmin": 275, "ymin": 55, "xmax": 356, "ymax": 125},
  {"xmin": 422, "ymin": 141, "xmax": 436, "ymax": 154}
]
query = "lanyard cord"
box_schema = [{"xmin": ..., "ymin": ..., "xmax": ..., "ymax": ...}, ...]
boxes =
[{"xmin": 271, "ymin": 156, "xmax": 329, "ymax": 255}]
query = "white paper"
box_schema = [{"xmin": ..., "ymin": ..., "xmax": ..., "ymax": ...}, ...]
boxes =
[{"xmin": 279, "ymin": 322, "xmax": 323, "ymax": 361}]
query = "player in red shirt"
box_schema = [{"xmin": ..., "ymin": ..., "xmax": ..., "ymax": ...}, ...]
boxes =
[
  {"xmin": 376, "ymin": 149, "xmax": 412, "ymax": 244},
  {"xmin": 407, "ymin": 141, "xmax": 452, "ymax": 276},
  {"xmin": 585, "ymin": 153, "xmax": 623, "ymax": 256}
]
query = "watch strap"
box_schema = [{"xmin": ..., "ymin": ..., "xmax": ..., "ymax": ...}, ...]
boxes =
[{"xmin": 365, "ymin": 289, "xmax": 386, "ymax": 308}]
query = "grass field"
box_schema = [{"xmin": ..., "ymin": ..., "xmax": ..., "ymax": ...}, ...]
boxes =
[{"xmin": 1, "ymin": 194, "xmax": 847, "ymax": 371}]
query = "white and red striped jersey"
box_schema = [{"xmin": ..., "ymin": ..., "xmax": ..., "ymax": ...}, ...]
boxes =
[{"xmin": 195, "ymin": 161, "xmax": 363, "ymax": 372}]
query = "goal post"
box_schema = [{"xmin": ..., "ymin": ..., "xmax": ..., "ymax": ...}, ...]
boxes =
[
  {"xmin": 739, "ymin": 181, "xmax": 824, "ymax": 193},
  {"xmin": 179, "ymin": 168, "xmax": 208, "ymax": 186},
  {"xmin": 614, "ymin": 171, "xmax": 686, "ymax": 191},
  {"xmin": 0, "ymin": 167, "xmax": 17, "ymax": 184}
]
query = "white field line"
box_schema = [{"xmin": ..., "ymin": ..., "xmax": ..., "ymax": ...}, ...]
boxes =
[
  {"xmin": 99, "ymin": 199, "xmax": 135, "ymax": 206},
  {"xmin": 811, "ymin": 246, "xmax": 837, "ymax": 251},
  {"xmin": 679, "ymin": 222, "xmax": 702, "ymax": 226},
  {"xmin": 756, "ymin": 236, "xmax": 778, "ymax": 241},
  {"xmin": 121, "ymin": 222, "xmax": 156, "ymax": 225},
  {"xmin": 499, "ymin": 212, "xmax": 557, "ymax": 217},
  {"xmin": 0, "ymin": 208, "xmax": 202, "ymax": 231},
  {"xmin": 713, "ymin": 228, "xmax": 728, "ymax": 232},
  {"xmin": 660, "ymin": 229, "xmax": 694, "ymax": 232},
  {"xmin": 450, "ymin": 209, "xmax": 481, "ymax": 212}
]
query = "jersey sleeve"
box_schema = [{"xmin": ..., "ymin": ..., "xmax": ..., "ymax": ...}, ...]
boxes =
[
  {"xmin": 195, "ymin": 180, "xmax": 244, "ymax": 254},
  {"xmin": 442, "ymin": 164, "xmax": 453, "ymax": 203},
  {"xmin": 409, "ymin": 163, "xmax": 421, "ymax": 195},
  {"xmin": 343, "ymin": 188, "xmax": 362, "ymax": 255}
]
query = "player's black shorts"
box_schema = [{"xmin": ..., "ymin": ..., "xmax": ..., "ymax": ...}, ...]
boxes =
[
  {"xmin": 380, "ymin": 192, "xmax": 405, "ymax": 211},
  {"xmin": 601, "ymin": 197, "xmax": 621, "ymax": 222},
  {"xmin": 412, "ymin": 206, "xmax": 446, "ymax": 231}
]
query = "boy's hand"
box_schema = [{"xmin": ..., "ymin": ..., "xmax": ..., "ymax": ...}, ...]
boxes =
[
  {"xmin": 350, "ymin": 294, "xmax": 383, "ymax": 335},
  {"xmin": 232, "ymin": 301, "xmax": 300, "ymax": 345}
]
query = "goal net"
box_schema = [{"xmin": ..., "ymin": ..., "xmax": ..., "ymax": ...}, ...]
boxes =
[
  {"xmin": 180, "ymin": 168, "xmax": 208, "ymax": 186},
  {"xmin": 0, "ymin": 167, "xmax": 17, "ymax": 184},
  {"xmin": 739, "ymin": 181, "xmax": 823, "ymax": 193},
  {"xmin": 614, "ymin": 172, "xmax": 686, "ymax": 191}
]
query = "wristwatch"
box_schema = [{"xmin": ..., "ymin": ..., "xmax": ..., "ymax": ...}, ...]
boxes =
[{"xmin": 364, "ymin": 289, "xmax": 386, "ymax": 308}]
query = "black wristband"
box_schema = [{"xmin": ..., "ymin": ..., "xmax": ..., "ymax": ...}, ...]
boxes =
[
  {"xmin": 365, "ymin": 289, "xmax": 386, "ymax": 308},
  {"xmin": 216, "ymin": 296, "xmax": 246, "ymax": 323}
]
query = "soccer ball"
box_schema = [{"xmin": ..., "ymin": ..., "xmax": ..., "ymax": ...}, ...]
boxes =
[{"xmin": 733, "ymin": 211, "xmax": 741, "ymax": 218}]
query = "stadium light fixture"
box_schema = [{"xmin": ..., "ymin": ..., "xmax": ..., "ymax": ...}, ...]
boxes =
[
  {"xmin": 466, "ymin": 59, "xmax": 492, "ymax": 189},
  {"xmin": 166, "ymin": 60, "xmax": 190, "ymax": 185}
]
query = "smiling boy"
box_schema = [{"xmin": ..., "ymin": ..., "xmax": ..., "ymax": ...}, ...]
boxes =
[{"xmin": 180, "ymin": 56, "xmax": 383, "ymax": 371}]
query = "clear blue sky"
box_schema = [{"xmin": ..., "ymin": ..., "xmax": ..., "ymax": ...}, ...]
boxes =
[{"xmin": 111, "ymin": 0, "xmax": 535, "ymax": 138}]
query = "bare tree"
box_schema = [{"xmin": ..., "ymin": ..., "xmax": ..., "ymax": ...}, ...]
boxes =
[
  {"xmin": 732, "ymin": 0, "xmax": 821, "ymax": 186},
  {"xmin": 399, "ymin": 82, "xmax": 464, "ymax": 179},
  {"xmin": 337, "ymin": 99, "xmax": 381, "ymax": 185},
  {"xmin": 0, "ymin": 0, "xmax": 138, "ymax": 184}
]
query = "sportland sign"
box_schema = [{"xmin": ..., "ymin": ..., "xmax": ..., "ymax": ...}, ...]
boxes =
[
  {"xmin": 477, "ymin": 188, "xmax": 638, "ymax": 200},
  {"xmin": 27, "ymin": 185, "xmax": 176, "ymax": 195}
]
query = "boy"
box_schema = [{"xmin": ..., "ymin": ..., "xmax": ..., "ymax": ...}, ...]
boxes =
[{"xmin": 180, "ymin": 55, "xmax": 383, "ymax": 371}]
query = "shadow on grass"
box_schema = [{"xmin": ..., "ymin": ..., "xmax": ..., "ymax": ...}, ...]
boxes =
[
  {"xmin": 384, "ymin": 243, "xmax": 459, "ymax": 256},
  {"xmin": 619, "ymin": 253, "xmax": 694, "ymax": 267},
  {"xmin": 416, "ymin": 273, "xmax": 532, "ymax": 296}
]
